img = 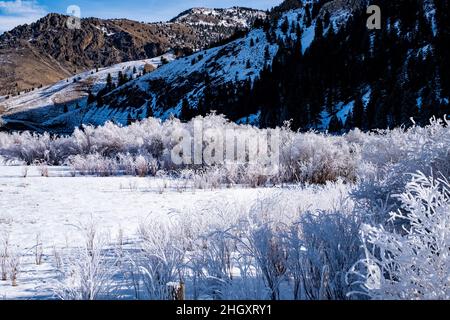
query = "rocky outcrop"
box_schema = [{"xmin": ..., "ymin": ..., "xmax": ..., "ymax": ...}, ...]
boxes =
[{"xmin": 319, "ymin": 0, "xmax": 367, "ymax": 17}]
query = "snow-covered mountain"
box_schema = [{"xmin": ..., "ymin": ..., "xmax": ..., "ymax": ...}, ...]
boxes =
[
  {"xmin": 0, "ymin": 7, "xmax": 266, "ymax": 96},
  {"xmin": 1, "ymin": 0, "xmax": 448, "ymax": 133},
  {"xmin": 82, "ymin": 1, "xmax": 360, "ymax": 127}
]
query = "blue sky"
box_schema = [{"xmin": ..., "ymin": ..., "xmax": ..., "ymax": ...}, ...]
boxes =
[{"xmin": 0, "ymin": 0, "xmax": 283, "ymax": 32}]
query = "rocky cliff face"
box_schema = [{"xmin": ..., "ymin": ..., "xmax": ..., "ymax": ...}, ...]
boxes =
[
  {"xmin": 0, "ymin": 8, "xmax": 266, "ymax": 96},
  {"xmin": 171, "ymin": 7, "xmax": 266, "ymax": 27}
]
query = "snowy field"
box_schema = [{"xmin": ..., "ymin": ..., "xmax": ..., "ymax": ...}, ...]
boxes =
[{"xmin": 0, "ymin": 165, "xmax": 350, "ymax": 300}]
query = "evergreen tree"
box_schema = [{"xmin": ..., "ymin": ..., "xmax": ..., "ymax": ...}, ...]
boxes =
[
  {"xmin": 353, "ymin": 94, "xmax": 365, "ymax": 129},
  {"xmin": 280, "ymin": 17, "xmax": 289, "ymax": 34},
  {"xmin": 366, "ymin": 85, "xmax": 380, "ymax": 130},
  {"xmin": 164, "ymin": 1, "xmax": 447, "ymax": 132},
  {"xmin": 96, "ymin": 94, "xmax": 104, "ymax": 107},
  {"xmin": 328, "ymin": 115, "xmax": 343, "ymax": 133},
  {"xmin": 323, "ymin": 11, "xmax": 331, "ymax": 29},
  {"xmin": 161, "ymin": 56, "xmax": 169, "ymax": 65},
  {"xmin": 400, "ymin": 88, "xmax": 419, "ymax": 126},
  {"xmin": 304, "ymin": 4, "xmax": 312, "ymax": 27},
  {"xmin": 146, "ymin": 102, "xmax": 153, "ymax": 118},
  {"xmin": 345, "ymin": 111, "xmax": 355, "ymax": 130},
  {"xmin": 87, "ymin": 91, "xmax": 96, "ymax": 104},
  {"xmin": 180, "ymin": 98, "xmax": 192, "ymax": 121},
  {"xmin": 118, "ymin": 71, "xmax": 126, "ymax": 86},
  {"xmin": 314, "ymin": 18, "xmax": 324, "ymax": 41},
  {"xmin": 106, "ymin": 73, "xmax": 113, "ymax": 90},
  {"xmin": 264, "ymin": 45, "xmax": 271, "ymax": 61}
]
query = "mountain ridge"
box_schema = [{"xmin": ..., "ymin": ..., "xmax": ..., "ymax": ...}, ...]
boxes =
[{"xmin": 0, "ymin": 7, "xmax": 266, "ymax": 96}]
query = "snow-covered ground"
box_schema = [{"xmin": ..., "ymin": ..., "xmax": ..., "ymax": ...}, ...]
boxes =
[
  {"xmin": 0, "ymin": 54, "xmax": 176, "ymax": 116},
  {"xmin": 0, "ymin": 165, "xmax": 350, "ymax": 300}
]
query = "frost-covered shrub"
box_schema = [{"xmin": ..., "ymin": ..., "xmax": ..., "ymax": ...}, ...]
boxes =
[
  {"xmin": 133, "ymin": 217, "xmax": 186, "ymax": 300},
  {"xmin": 0, "ymin": 233, "xmax": 10, "ymax": 282},
  {"xmin": 117, "ymin": 153, "xmax": 136, "ymax": 176},
  {"xmin": 188, "ymin": 231, "xmax": 236, "ymax": 300},
  {"xmin": 245, "ymin": 164, "xmax": 270, "ymax": 187},
  {"xmin": 0, "ymin": 132, "xmax": 9, "ymax": 150},
  {"xmin": 192, "ymin": 167, "xmax": 228, "ymax": 189},
  {"xmin": 8, "ymin": 247, "xmax": 21, "ymax": 287},
  {"xmin": 280, "ymin": 131, "xmax": 359, "ymax": 185},
  {"xmin": 353, "ymin": 117, "xmax": 450, "ymax": 223},
  {"xmin": 39, "ymin": 180, "xmax": 358, "ymax": 300},
  {"xmin": 210, "ymin": 187, "xmax": 361, "ymax": 301},
  {"xmin": 134, "ymin": 155, "xmax": 149, "ymax": 177},
  {"xmin": 67, "ymin": 153, "xmax": 117, "ymax": 176},
  {"xmin": 38, "ymin": 163, "xmax": 49, "ymax": 177},
  {"xmin": 238, "ymin": 222, "xmax": 288, "ymax": 300},
  {"xmin": 292, "ymin": 208, "xmax": 362, "ymax": 300},
  {"xmin": 349, "ymin": 172, "xmax": 450, "ymax": 300},
  {"xmin": 0, "ymin": 131, "xmax": 51, "ymax": 165},
  {"xmin": 54, "ymin": 246, "xmax": 113, "ymax": 300},
  {"xmin": 53, "ymin": 220, "xmax": 116, "ymax": 300}
]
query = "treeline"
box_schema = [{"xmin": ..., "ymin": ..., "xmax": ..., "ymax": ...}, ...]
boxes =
[
  {"xmin": 3, "ymin": 83, "xmax": 44, "ymax": 99},
  {"xmin": 85, "ymin": 66, "xmax": 148, "ymax": 108}
]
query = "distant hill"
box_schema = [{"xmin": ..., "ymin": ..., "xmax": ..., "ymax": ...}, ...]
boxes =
[{"xmin": 0, "ymin": 7, "xmax": 266, "ymax": 96}]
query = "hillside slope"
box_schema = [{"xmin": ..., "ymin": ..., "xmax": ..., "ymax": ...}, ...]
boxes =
[
  {"xmin": 0, "ymin": 7, "xmax": 266, "ymax": 96},
  {"xmin": 0, "ymin": 54, "xmax": 175, "ymax": 133}
]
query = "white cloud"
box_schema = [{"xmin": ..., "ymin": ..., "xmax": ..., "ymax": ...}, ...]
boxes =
[{"xmin": 0, "ymin": 0, "xmax": 47, "ymax": 33}]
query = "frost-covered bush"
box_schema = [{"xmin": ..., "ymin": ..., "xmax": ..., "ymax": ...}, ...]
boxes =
[
  {"xmin": 292, "ymin": 207, "xmax": 362, "ymax": 300},
  {"xmin": 134, "ymin": 155, "xmax": 149, "ymax": 177},
  {"xmin": 192, "ymin": 167, "xmax": 225, "ymax": 189},
  {"xmin": 0, "ymin": 115, "xmax": 446, "ymax": 187},
  {"xmin": 40, "ymin": 181, "xmax": 363, "ymax": 300},
  {"xmin": 132, "ymin": 217, "xmax": 186, "ymax": 300},
  {"xmin": 53, "ymin": 220, "xmax": 116, "ymax": 300},
  {"xmin": 67, "ymin": 152, "xmax": 159, "ymax": 177},
  {"xmin": 0, "ymin": 233, "xmax": 10, "ymax": 282},
  {"xmin": 280, "ymin": 130, "xmax": 359, "ymax": 184},
  {"xmin": 0, "ymin": 131, "xmax": 51, "ymax": 165},
  {"xmin": 237, "ymin": 221, "xmax": 288, "ymax": 300},
  {"xmin": 349, "ymin": 172, "xmax": 450, "ymax": 300},
  {"xmin": 353, "ymin": 117, "xmax": 450, "ymax": 223},
  {"xmin": 68, "ymin": 153, "xmax": 117, "ymax": 176},
  {"xmin": 188, "ymin": 231, "xmax": 236, "ymax": 300}
]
